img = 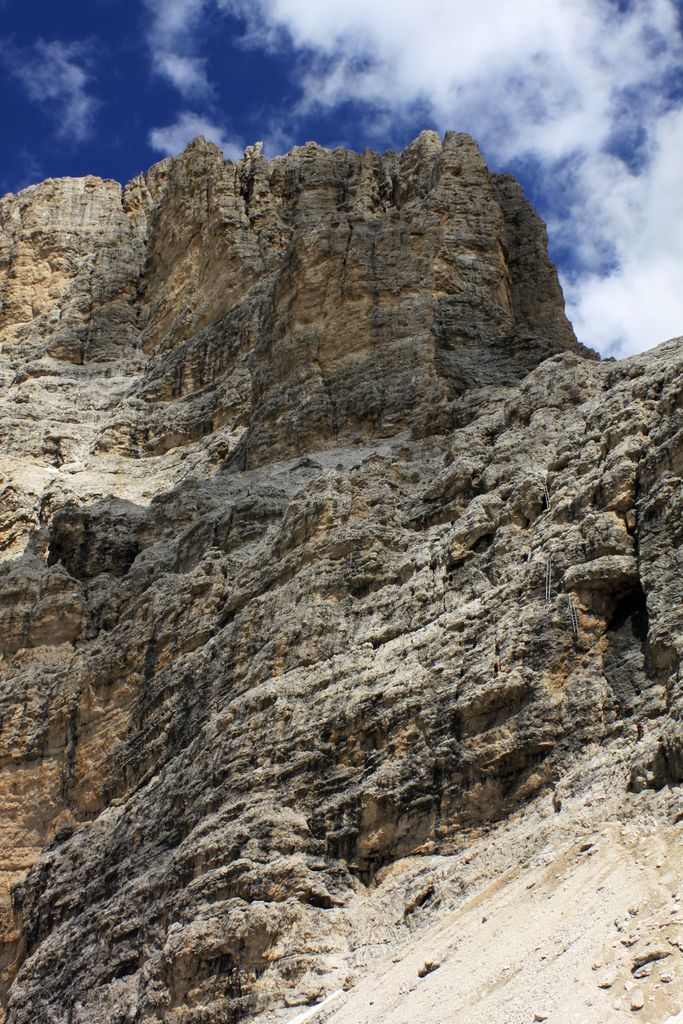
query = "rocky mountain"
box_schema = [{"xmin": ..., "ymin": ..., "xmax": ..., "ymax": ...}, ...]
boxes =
[{"xmin": 0, "ymin": 131, "xmax": 681, "ymax": 1024}]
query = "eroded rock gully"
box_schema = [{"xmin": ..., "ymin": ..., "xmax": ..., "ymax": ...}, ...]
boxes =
[{"xmin": 0, "ymin": 131, "xmax": 681, "ymax": 1024}]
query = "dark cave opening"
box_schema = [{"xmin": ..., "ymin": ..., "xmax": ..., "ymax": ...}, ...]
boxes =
[{"xmin": 606, "ymin": 583, "xmax": 649, "ymax": 640}]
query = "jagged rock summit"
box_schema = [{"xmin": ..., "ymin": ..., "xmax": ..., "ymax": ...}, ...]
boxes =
[{"xmin": 0, "ymin": 132, "xmax": 681, "ymax": 1024}]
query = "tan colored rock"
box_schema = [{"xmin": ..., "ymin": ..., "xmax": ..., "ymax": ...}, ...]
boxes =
[
  {"xmin": 632, "ymin": 947, "xmax": 672, "ymax": 970},
  {"xmin": 630, "ymin": 987, "xmax": 645, "ymax": 1010},
  {"xmin": 598, "ymin": 967, "xmax": 618, "ymax": 989}
]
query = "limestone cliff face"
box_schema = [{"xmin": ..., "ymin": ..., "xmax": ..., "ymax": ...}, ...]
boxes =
[{"xmin": 0, "ymin": 133, "xmax": 680, "ymax": 1024}]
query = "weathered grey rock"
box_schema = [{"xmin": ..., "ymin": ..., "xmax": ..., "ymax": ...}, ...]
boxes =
[{"xmin": 0, "ymin": 132, "xmax": 680, "ymax": 1024}]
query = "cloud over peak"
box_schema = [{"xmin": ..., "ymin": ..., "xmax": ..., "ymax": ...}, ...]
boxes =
[
  {"xmin": 138, "ymin": 0, "xmax": 683, "ymax": 354},
  {"xmin": 148, "ymin": 109, "xmax": 243, "ymax": 159},
  {"xmin": 220, "ymin": 0, "xmax": 683, "ymax": 355}
]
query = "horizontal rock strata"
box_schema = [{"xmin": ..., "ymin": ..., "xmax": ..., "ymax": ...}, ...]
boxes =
[{"xmin": 0, "ymin": 131, "xmax": 680, "ymax": 1023}]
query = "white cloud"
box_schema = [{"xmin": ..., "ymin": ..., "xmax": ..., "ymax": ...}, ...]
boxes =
[
  {"xmin": 155, "ymin": 52, "xmax": 210, "ymax": 97},
  {"xmin": 212, "ymin": 0, "xmax": 683, "ymax": 356},
  {"xmin": 563, "ymin": 107, "xmax": 683, "ymax": 355},
  {"xmin": 145, "ymin": 0, "xmax": 212, "ymax": 98},
  {"xmin": 148, "ymin": 110, "xmax": 243, "ymax": 159},
  {"xmin": 0, "ymin": 38, "xmax": 98, "ymax": 141},
  {"xmin": 220, "ymin": 0, "xmax": 678, "ymax": 159}
]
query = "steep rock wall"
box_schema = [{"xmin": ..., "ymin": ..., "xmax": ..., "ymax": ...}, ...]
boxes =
[{"xmin": 0, "ymin": 132, "xmax": 680, "ymax": 1024}]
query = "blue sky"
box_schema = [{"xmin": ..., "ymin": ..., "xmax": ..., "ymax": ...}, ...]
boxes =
[{"xmin": 1, "ymin": 0, "xmax": 683, "ymax": 356}]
